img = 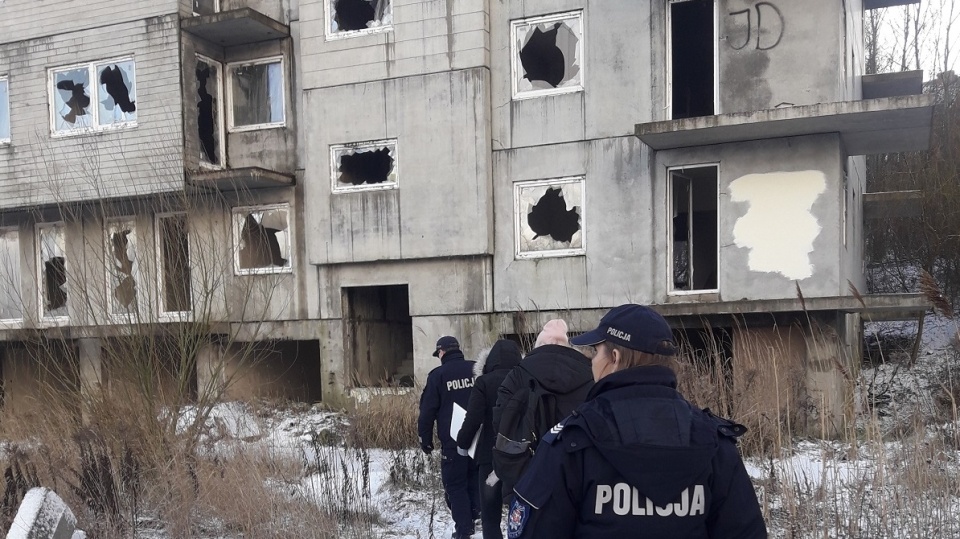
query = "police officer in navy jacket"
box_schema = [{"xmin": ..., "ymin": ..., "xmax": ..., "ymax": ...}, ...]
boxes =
[
  {"xmin": 419, "ymin": 336, "xmax": 481, "ymax": 539},
  {"xmin": 506, "ymin": 305, "xmax": 767, "ymax": 539}
]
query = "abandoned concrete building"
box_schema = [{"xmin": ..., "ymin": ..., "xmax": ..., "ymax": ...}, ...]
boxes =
[{"xmin": 0, "ymin": 0, "xmax": 932, "ymax": 431}]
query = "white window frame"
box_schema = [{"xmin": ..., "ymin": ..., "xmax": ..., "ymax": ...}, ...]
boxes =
[
  {"xmin": 192, "ymin": 0, "xmax": 220, "ymax": 16},
  {"xmin": 665, "ymin": 0, "xmax": 719, "ymax": 120},
  {"xmin": 510, "ymin": 10, "xmax": 585, "ymax": 101},
  {"xmin": 232, "ymin": 203, "xmax": 294, "ymax": 276},
  {"xmin": 0, "ymin": 227, "xmax": 23, "ymax": 325},
  {"xmin": 0, "ymin": 76, "xmax": 10, "ymax": 144},
  {"xmin": 155, "ymin": 212, "xmax": 192, "ymax": 318},
  {"xmin": 105, "ymin": 217, "xmax": 141, "ymax": 319},
  {"xmin": 48, "ymin": 57, "xmax": 138, "ymax": 137},
  {"xmin": 196, "ymin": 55, "xmax": 226, "ymax": 169},
  {"xmin": 667, "ymin": 163, "xmax": 720, "ymax": 296},
  {"xmin": 330, "ymin": 139, "xmax": 399, "ymax": 193},
  {"xmin": 225, "ymin": 56, "xmax": 286, "ymax": 133},
  {"xmin": 514, "ymin": 176, "xmax": 586, "ymax": 260},
  {"xmin": 324, "ymin": 0, "xmax": 393, "ymax": 41},
  {"xmin": 37, "ymin": 222, "xmax": 69, "ymax": 321}
]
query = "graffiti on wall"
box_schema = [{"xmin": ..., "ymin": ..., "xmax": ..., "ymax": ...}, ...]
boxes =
[{"xmin": 727, "ymin": 2, "xmax": 784, "ymax": 51}]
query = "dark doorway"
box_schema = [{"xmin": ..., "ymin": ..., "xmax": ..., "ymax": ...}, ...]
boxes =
[
  {"xmin": 671, "ymin": 166, "xmax": 718, "ymax": 292},
  {"xmin": 671, "ymin": 0, "xmax": 715, "ymax": 119},
  {"xmin": 343, "ymin": 285, "xmax": 414, "ymax": 387}
]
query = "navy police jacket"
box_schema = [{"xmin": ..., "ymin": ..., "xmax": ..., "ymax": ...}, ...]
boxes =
[
  {"xmin": 418, "ymin": 349, "xmax": 477, "ymax": 454},
  {"xmin": 507, "ymin": 365, "xmax": 767, "ymax": 538}
]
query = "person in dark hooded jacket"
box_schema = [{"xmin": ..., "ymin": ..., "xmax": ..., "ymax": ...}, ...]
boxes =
[
  {"xmin": 493, "ymin": 319, "xmax": 594, "ymax": 505},
  {"xmin": 456, "ymin": 339, "xmax": 524, "ymax": 539},
  {"xmin": 505, "ymin": 305, "xmax": 767, "ymax": 539}
]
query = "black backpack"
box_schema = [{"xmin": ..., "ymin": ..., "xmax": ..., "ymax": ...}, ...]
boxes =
[{"xmin": 492, "ymin": 367, "xmax": 590, "ymax": 503}]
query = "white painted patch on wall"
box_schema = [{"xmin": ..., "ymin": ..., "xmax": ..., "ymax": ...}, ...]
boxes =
[{"xmin": 730, "ymin": 171, "xmax": 827, "ymax": 280}]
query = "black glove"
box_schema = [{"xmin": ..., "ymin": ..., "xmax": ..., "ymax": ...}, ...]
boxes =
[{"xmin": 421, "ymin": 444, "xmax": 433, "ymax": 455}]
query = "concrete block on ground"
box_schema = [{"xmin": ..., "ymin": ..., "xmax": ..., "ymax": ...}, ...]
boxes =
[{"xmin": 6, "ymin": 487, "xmax": 78, "ymax": 539}]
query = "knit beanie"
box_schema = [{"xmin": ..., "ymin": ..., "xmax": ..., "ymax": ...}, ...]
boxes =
[{"xmin": 535, "ymin": 319, "xmax": 569, "ymax": 348}]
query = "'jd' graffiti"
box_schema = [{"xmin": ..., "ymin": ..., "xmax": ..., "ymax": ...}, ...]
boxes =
[{"xmin": 728, "ymin": 2, "xmax": 785, "ymax": 51}]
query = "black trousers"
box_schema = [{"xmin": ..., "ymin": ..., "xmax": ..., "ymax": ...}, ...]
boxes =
[
  {"xmin": 478, "ymin": 462, "xmax": 504, "ymax": 539},
  {"xmin": 441, "ymin": 451, "xmax": 480, "ymax": 536}
]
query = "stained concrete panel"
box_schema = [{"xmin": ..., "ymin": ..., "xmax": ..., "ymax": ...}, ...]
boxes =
[{"xmin": 302, "ymin": 68, "xmax": 492, "ymax": 265}]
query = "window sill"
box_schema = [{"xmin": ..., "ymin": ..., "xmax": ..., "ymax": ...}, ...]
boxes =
[
  {"xmin": 227, "ymin": 122, "xmax": 285, "ymax": 133},
  {"xmin": 513, "ymin": 85, "xmax": 583, "ymax": 102},
  {"xmin": 51, "ymin": 122, "xmax": 138, "ymax": 139},
  {"xmin": 234, "ymin": 267, "xmax": 293, "ymax": 276},
  {"xmin": 325, "ymin": 25, "xmax": 393, "ymax": 41}
]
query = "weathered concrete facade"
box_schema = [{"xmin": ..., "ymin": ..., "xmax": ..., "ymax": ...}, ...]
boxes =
[{"xmin": 0, "ymin": 0, "xmax": 931, "ymax": 431}]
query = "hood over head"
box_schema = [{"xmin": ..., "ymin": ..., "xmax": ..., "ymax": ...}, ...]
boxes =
[{"xmin": 474, "ymin": 339, "xmax": 523, "ymax": 376}]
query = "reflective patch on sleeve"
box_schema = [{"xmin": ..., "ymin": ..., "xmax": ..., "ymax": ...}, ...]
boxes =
[{"xmin": 506, "ymin": 498, "xmax": 531, "ymax": 539}]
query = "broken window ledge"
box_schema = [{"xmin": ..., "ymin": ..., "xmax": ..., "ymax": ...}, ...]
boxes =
[
  {"xmin": 513, "ymin": 84, "xmax": 583, "ymax": 101},
  {"xmin": 332, "ymin": 182, "xmax": 397, "ymax": 194},
  {"xmin": 226, "ymin": 121, "xmax": 285, "ymax": 134},
  {"xmin": 158, "ymin": 311, "xmax": 193, "ymax": 323},
  {"xmin": 635, "ymin": 95, "xmax": 934, "ymax": 156},
  {"xmin": 667, "ymin": 290, "xmax": 720, "ymax": 300},
  {"xmin": 235, "ymin": 266, "xmax": 293, "ymax": 276},
  {"xmin": 50, "ymin": 121, "xmax": 138, "ymax": 138},
  {"xmin": 325, "ymin": 24, "xmax": 393, "ymax": 41},
  {"xmin": 515, "ymin": 249, "xmax": 586, "ymax": 260}
]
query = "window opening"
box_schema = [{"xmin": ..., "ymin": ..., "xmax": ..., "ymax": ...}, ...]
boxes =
[
  {"xmin": 233, "ymin": 205, "xmax": 291, "ymax": 274},
  {"xmin": 38, "ymin": 224, "xmax": 68, "ymax": 318},
  {"xmin": 193, "ymin": 0, "xmax": 218, "ymax": 15},
  {"xmin": 330, "ymin": 140, "xmax": 398, "ymax": 192},
  {"xmin": 328, "ymin": 0, "xmax": 392, "ymax": 37},
  {"xmin": 0, "ymin": 77, "xmax": 9, "ymax": 143},
  {"xmin": 515, "ymin": 177, "xmax": 585, "ymax": 259},
  {"xmin": 0, "ymin": 229, "xmax": 22, "ymax": 321},
  {"xmin": 669, "ymin": 0, "xmax": 715, "ymax": 119},
  {"xmin": 51, "ymin": 59, "xmax": 137, "ymax": 135},
  {"xmin": 196, "ymin": 56, "xmax": 224, "ymax": 167},
  {"xmin": 158, "ymin": 214, "xmax": 191, "ymax": 313},
  {"xmin": 511, "ymin": 11, "xmax": 583, "ymax": 99},
  {"xmin": 107, "ymin": 220, "xmax": 139, "ymax": 316},
  {"xmin": 228, "ymin": 58, "xmax": 284, "ymax": 130},
  {"xmin": 670, "ymin": 166, "xmax": 718, "ymax": 292},
  {"xmin": 343, "ymin": 285, "xmax": 413, "ymax": 387}
]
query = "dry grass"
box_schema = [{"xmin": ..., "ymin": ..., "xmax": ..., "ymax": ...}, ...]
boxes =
[{"xmin": 345, "ymin": 388, "xmax": 421, "ymax": 451}]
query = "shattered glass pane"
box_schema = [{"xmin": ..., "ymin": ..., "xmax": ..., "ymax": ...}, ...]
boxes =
[
  {"xmin": 0, "ymin": 230, "xmax": 22, "ymax": 320},
  {"xmin": 39, "ymin": 225, "xmax": 68, "ymax": 318},
  {"xmin": 159, "ymin": 215, "xmax": 191, "ymax": 312},
  {"xmin": 516, "ymin": 179, "xmax": 584, "ymax": 258},
  {"xmin": 1, "ymin": 78, "xmax": 9, "ymax": 141},
  {"xmin": 329, "ymin": 0, "xmax": 392, "ymax": 33},
  {"xmin": 514, "ymin": 13, "xmax": 583, "ymax": 97},
  {"xmin": 96, "ymin": 60, "xmax": 137, "ymax": 126},
  {"xmin": 332, "ymin": 141, "xmax": 397, "ymax": 190},
  {"xmin": 193, "ymin": 0, "xmax": 217, "ymax": 15},
  {"xmin": 230, "ymin": 61, "xmax": 284, "ymax": 127},
  {"xmin": 236, "ymin": 207, "xmax": 291, "ymax": 272},
  {"xmin": 196, "ymin": 57, "xmax": 222, "ymax": 166},
  {"xmin": 107, "ymin": 221, "xmax": 138, "ymax": 315},
  {"xmin": 53, "ymin": 67, "xmax": 92, "ymax": 131}
]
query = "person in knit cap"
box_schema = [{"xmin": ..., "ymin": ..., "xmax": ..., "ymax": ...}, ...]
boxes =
[
  {"xmin": 456, "ymin": 339, "xmax": 524, "ymax": 539},
  {"xmin": 491, "ymin": 319, "xmax": 593, "ymax": 504}
]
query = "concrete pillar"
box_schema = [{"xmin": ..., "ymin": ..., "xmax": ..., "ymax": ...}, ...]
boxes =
[
  {"xmin": 196, "ymin": 341, "xmax": 226, "ymax": 400},
  {"xmin": 77, "ymin": 338, "xmax": 103, "ymax": 398},
  {"xmin": 805, "ymin": 323, "xmax": 855, "ymax": 438}
]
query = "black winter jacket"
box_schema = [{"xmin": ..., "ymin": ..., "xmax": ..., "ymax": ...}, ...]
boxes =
[
  {"xmin": 507, "ymin": 366, "xmax": 767, "ymax": 539},
  {"xmin": 417, "ymin": 349, "xmax": 476, "ymax": 454},
  {"xmin": 456, "ymin": 340, "xmax": 524, "ymax": 464},
  {"xmin": 493, "ymin": 344, "xmax": 594, "ymax": 436}
]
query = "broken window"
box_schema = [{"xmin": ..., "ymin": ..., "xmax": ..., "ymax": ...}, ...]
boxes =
[
  {"xmin": 228, "ymin": 58, "xmax": 284, "ymax": 130},
  {"xmin": 327, "ymin": 0, "xmax": 392, "ymax": 37},
  {"xmin": 1, "ymin": 77, "xmax": 9, "ymax": 143},
  {"xmin": 158, "ymin": 214, "xmax": 191, "ymax": 313},
  {"xmin": 669, "ymin": 0, "xmax": 715, "ymax": 119},
  {"xmin": 51, "ymin": 58, "xmax": 137, "ymax": 134},
  {"xmin": 193, "ymin": 0, "xmax": 218, "ymax": 15},
  {"xmin": 515, "ymin": 177, "xmax": 585, "ymax": 259},
  {"xmin": 330, "ymin": 140, "xmax": 398, "ymax": 192},
  {"xmin": 38, "ymin": 224, "xmax": 68, "ymax": 319},
  {"xmin": 233, "ymin": 205, "xmax": 292, "ymax": 274},
  {"xmin": 106, "ymin": 219, "xmax": 139, "ymax": 316},
  {"xmin": 511, "ymin": 11, "xmax": 583, "ymax": 99},
  {"xmin": 0, "ymin": 229, "xmax": 22, "ymax": 321},
  {"xmin": 670, "ymin": 166, "xmax": 718, "ymax": 292},
  {"xmin": 196, "ymin": 56, "xmax": 224, "ymax": 167}
]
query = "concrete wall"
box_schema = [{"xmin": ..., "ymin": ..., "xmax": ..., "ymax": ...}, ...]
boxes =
[
  {"xmin": 717, "ymin": 0, "xmax": 843, "ymax": 114},
  {"xmin": 0, "ymin": 0, "xmax": 179, "ymax": 44},
  {"xmin": 299, "ymin": 0, "xmax": 489, "ymax": 89},
  {"xmin": 0, "ymin": 14, "xmax": 184, "ymax": 208},
  {"xmin": 302, "ymin": 67, "xmax": 492, "ymax": 264}
]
